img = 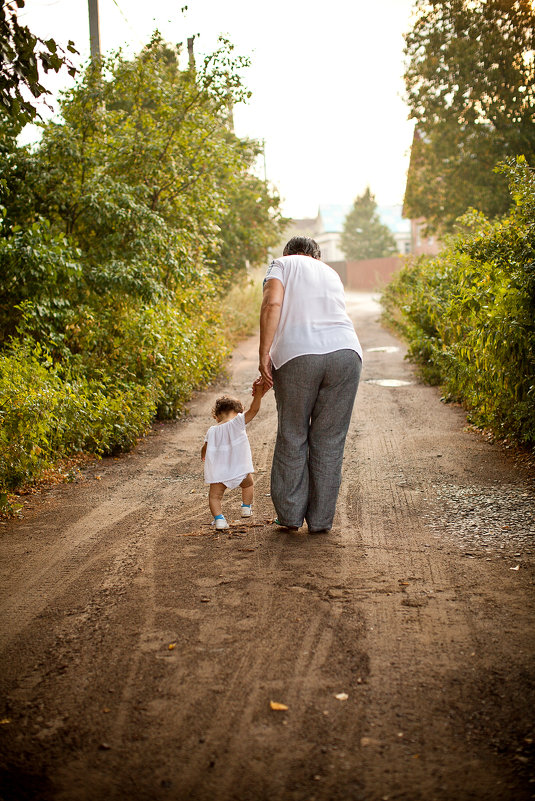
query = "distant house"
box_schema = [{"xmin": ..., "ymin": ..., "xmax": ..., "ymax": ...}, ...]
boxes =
[
  {"xmin": 313, "ymin": 206, "xmax": 347, "ymax": 262},
  {"xmin": 409, "ymin": 217, "xmax": 441, "ymax": 257},
  {"xmin": 271, "ymin": 205, "xmax": 410, "ymax": 290},
  {"xmin": 274, "ymin": 204, "xmax": 411, "ymax": 261}
]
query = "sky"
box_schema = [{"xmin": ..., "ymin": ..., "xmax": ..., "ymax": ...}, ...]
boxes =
[{"xmin": 18, "ymin": 0, "xmax": 417, "ymax": 218}]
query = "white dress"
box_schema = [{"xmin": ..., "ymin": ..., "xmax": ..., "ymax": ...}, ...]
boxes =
[{"xmin": 204, "ymin": 412, "xmax": 254, "ymax": 488}]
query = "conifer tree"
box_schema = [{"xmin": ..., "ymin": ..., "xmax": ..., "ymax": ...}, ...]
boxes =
[{"xmin": 341, "ymin": 188, "xmax": 397, "ymax": 260}]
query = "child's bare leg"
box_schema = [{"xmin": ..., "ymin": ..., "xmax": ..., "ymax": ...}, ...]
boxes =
[
  {"xmin": 240, "ymin": 474, "xmax": 254, "ymax": 506},
  {"xmin": 209, "ymin": 483, "xmax": 226, "ymax": 517}
]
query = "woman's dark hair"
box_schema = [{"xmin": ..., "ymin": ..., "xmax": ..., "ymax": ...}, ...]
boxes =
[
  {"xmin": 212, "ymin": 396, "xmax": 244, "ymax": 419},
  {"xmin": 283, "ymin": 236, "xmax": 321, "ymax": 260}
]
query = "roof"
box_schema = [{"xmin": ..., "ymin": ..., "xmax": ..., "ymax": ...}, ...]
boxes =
[
  {"xmin": 318, "ymin": 204, "xmax": 349, "ymax": 233},
  {"xmin": 318, "ymin": 203, "xmax": 410, "ymax": 235},
  {"xmin": 288, "ymin": 217, "xmax": 318, "ymax": 233}
]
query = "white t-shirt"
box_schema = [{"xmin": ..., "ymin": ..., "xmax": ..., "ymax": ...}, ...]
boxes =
[
  {"xmin": 264, "ymin": 254, "xmax": 363, "ymax": 369},
  {"xmin": 204, "ymin": 412, "xmax": 254, "ymax": 485}
]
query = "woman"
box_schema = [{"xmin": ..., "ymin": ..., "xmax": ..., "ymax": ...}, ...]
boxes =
[{"xmin": 258, "ymin": 236, "xmax": 362, "ymax": 533}]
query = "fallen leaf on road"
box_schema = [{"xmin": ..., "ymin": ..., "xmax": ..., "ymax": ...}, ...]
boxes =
[
  {"xmin": 0, "ymin": 718, "xmax": 11, "ymax": 725},
  {"xmin": 168, "ymin": 642, "xmax": 177, "ymax": 650},
  {"xmin": 335, "ymin": 693, "xmax": 349, "ymax": 701},
  {"xmin": 270, "ymin": 701, "xmax": 288, "ymax": 711}
]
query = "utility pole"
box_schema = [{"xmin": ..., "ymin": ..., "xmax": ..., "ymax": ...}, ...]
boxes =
[
  {"xmin": 187, "ymin": 36, "xmax": 195, "ymax": 70},
  {"xmin": 88, "ymin": 0, "xmax": 101, "ymax": 60}
]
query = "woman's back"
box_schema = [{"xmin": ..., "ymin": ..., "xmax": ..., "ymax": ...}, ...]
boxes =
[{"xmin": 265, "ymin": 254, "xmax": 362, "ymax": 369}]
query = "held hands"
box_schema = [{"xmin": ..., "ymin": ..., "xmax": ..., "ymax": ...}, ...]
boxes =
[{"xmin": 252, "ymin": 376, "xmax": 271, "ymax": 397}]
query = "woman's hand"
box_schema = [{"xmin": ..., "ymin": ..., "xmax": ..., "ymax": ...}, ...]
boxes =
[{"xmin": 258, "ymin": 354, "xmax": 273, "ymax": 388}]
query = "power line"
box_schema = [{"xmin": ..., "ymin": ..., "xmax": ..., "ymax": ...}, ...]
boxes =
[{"xmin": 106, "ymin": 0, "xmax": 146, "ymax": 48}]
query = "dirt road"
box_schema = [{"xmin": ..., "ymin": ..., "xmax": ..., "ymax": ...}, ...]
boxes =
[{"xmin": 1, "ymin": 293, "xmax": 534, "ymax": 801}]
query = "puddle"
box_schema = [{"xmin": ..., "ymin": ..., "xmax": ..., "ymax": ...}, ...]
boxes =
[
  {"xmin": 366, "ymin": 379, "xmax": 413, "ymax": 387},
  {"xmin": 366, "ymin": 346, "xmax": 400, "ymax": 353}
]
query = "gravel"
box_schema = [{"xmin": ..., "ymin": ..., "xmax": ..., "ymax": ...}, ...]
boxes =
[{"xmin": 423, "ymin": 483, "xmax": 535, "ymax": 557}]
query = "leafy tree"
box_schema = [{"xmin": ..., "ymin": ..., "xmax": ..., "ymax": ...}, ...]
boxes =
[
  {"xmin": 403, "ymin": 0, "xmax": 535, "ymax": 231},
  {"xmin": 0, "ymin": 0, "xmax": 77, "ymax": 129},
  {"xmin": 7, "ymin": 35, "xmax": 283, "ymax": 295},
  {"xmin": 0, "ymin": 33, "xmax": 284, "ymax": 350},
  {"xmin": 210, "ymin": 143, "xmax": 286, "ymax": 282},
  {"xmin": 341, "ymin": 187, "xmax": 397, "ymax": 260}
]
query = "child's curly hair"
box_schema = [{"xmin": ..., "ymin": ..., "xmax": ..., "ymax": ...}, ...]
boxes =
[{"xmin": 212, "ymin": 396, "xmax": 244, "ymax": 419}]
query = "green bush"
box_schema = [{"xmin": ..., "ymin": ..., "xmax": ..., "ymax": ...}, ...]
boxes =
[
  {"xmin": 0, "ymin": 218, "xmax": 82, "ymax": 349},
  {"xmin": 0, "ymin": 273, "xmax": 253, "ymax": 499},
  {"xmin": 382, "ymin": 158, "xmax": 535, "ymax": 448},
  {"xmin": 0, "ymin": 339, "xmax": 156, "ymax": 490}
]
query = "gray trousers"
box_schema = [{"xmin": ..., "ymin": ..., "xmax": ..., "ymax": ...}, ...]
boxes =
[{"xmin": 271, "ymin": 349, "xmax": 361, "ymax": 531}]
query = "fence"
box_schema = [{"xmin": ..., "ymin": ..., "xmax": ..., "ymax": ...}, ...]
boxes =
[{"xmin": 328, "ymin": 256, "xmax": 405, "ymax": 291}]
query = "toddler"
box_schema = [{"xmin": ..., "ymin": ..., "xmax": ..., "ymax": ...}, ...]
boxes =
[{"xmin": 201, "ymin": 384, "xmax": 268, "ymax": 529}]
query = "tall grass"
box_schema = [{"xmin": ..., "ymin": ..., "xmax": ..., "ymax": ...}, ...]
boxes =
[{"xmin": 220, "ymin": 269, "xmax": 263, "ymax": 342}]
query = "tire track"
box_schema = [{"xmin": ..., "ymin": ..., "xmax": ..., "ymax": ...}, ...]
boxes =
[{"xmin": 1, "ymin": 295, "xmax": 533, "ymax": 801}]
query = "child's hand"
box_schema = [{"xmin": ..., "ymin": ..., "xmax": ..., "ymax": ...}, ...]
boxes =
[{"xmin": 252, "ymin": 376, "xmax": 270, "ymax": 397}]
